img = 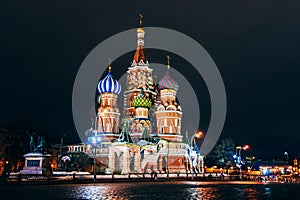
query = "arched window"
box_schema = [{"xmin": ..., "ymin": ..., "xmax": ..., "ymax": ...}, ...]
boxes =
[
  {"xmin": 166, "ymin": 105, "xmax": 176, "ymax": 111},
  {"xmin": 157, "ymin": 105, "xmax": 165, "ymax": 111}
]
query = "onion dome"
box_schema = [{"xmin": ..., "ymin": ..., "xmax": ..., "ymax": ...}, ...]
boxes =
[
  {"xmin": 132, "ymin": 89, "xmax": 152, "ymax": 108},
  {"xmin": 97, "ymin": 66, "xmax": 121, "ymax": 95},
  {"xmin": 158, "ymin": 56, "xmax": 179, "ymax": 90}
]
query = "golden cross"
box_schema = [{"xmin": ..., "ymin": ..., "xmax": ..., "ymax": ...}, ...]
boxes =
[
  {"xmin": 139, "ymin": 13, "xmax": 143, "ymax": 26},
  {"xmin": 108, "ymin": 58, "xmax": 112, "ymax": 72},
  {"xmin": 166, "ymin": 55, "xmax": 170, "ymax": 69}
]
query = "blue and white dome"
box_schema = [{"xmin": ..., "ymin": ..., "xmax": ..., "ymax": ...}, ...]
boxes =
[{"xmin": 97, "ymin": 67, "xmax": 121, "ymax": 95}]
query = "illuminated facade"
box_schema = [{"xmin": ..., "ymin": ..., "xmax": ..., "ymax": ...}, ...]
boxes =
[
  {"xmin": 85, "ymin": 16, "xmax": 203, "ymax": 174},
  {"xmin": 155, "ymin": 57, "xmax": 183, "ymax": 142},
  {"xmin": 123, "ymin": 22, "xmax": 156, "ymax": 142},
  {"xmin": 96, "ymin": 65, "xmax": 121, "ymax": 141}
]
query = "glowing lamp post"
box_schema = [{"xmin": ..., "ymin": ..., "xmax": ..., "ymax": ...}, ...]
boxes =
[
  {"xmin": 190, "ymin": 131, "xmax": 204, "ymax": 147},
  {"xmin": 236, "ymin": 145, "xmax": 250, "ymax": 179},
  {"xmin": 190, "ymin": 131, "xmax": 204, "ymax": 175},
  {"xmin": 90, "ymin": 134, "xmax": 101, "ymax": 182}
]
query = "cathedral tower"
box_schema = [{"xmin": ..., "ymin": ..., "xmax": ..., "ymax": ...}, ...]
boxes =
[
  {"xmin": 155, "ymin": 56, "xmax": 183, "ymax": 142},
  {"xmin": 97, "ymin": 65, "xmax": 121, "ymax": 141},
  {"xmin": 123, "ymin": 15, "xmax": 156, "ymax": 140}
]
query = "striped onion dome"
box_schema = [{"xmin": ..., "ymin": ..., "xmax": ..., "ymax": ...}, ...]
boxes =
[
  {"xmin": 158, "ymin": 69, "xmax": 178, "ymax": 91},
  {"xmin": 97, "ymin": 66, "xmax": 121, "ymax": 95},
  {"xmin": 132, "ymin": 89, "xmax": 152, "ymax": 108}
]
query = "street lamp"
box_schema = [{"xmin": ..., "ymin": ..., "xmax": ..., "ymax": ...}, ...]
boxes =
[
  {"xmin": 235, "ymin": 145, "xmax": 250, "ymax": 180},
  {"xmin": 190, "ymin": 131, "xmax": 204, "ymax": 147},
  {"xmin": 190, "ymin": 131, "xmax": 204, "ymax": 175},
  {"xmin": 90, "ymin": 134, "xmax": 101, "ymax": 182}
]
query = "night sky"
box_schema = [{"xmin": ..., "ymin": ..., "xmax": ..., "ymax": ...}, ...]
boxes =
[{"xmin": 1, "ymin": 1, "xmax": 299, "ymax": 158}]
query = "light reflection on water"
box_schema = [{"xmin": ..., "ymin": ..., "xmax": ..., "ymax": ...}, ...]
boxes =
[
  {"xmin": 1, "ymin": 181, "xmax": 300, "ymax": 200},
  {"xmin": 69, "ymin": 186, "xmax": 109, "ymax": 200},
  {"xmin": 263, "ymin": 187, "xmax": 272, "ymax": 197},
  {"xmin": 186, "ymin": 187, "xmax": 218, "ymax": 199}
]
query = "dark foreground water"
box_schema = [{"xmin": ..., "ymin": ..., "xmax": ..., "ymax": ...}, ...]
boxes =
[{"xmin": 1, "ymin": 181, "xmax": 300, "ymax": 200}]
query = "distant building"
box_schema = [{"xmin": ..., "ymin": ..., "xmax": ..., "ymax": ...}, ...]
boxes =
[
  {"xmin": 256, "ymin": 159, "xmax": 292, "ymax": 176},
  {"xmin": 293, "ymin": 157, "xmax": 300, "ymax": 174},
  {"xmin": 66, "ymin": 143, "xmax": 86, "ymax": 153}
]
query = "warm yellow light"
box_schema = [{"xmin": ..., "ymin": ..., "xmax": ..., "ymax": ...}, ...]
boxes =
[{"xmin": 195, "ymin": 131, "xmax": 204, "ymax": 138}]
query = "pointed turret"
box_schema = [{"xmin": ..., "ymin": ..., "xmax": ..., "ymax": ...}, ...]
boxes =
[
  {"xmin": 132, "ymin": 14, "xmax": 147, "ymax": 66},
  {"xmin": 124, "ymin": 14, "xmax": 156, "ymax": 142},
  {"xmin": 118, "ymin": 127, "xmax": 133, "ymax": 143},
  {"xmin": 141, "ymin": 127, "xmax": 151, "ymax": 142}
]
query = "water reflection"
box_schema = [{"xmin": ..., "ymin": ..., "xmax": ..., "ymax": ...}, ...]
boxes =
[
  {"xmin": 69, "ymin": 185, "xmax": 109, "ymax": 200},
  {"xmin": 186, "ymin": 187, "xmax": 218, "ymax": 199},
  {"xmin": 66, "ymin": 184, "xmax": 133, "ymax": 200},
  {"xmin": 184, "ymin": 182, "xmax": 275, "ymax": 200},
  {"xmin": 263, "ymin": 187, "xmax": 272, "ymax": 197},
  {"xmin": 1, "ymin": 181, "xmax": 300, "ymax": 199},
  {"xmin": 242, "ymin": 187, "xmax": 260, "ymax": 199}
]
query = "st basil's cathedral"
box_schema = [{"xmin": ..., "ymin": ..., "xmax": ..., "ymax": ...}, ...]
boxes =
[{"xmin": 84, "ymin": 16, "xmax": 204, "ymax": 174}]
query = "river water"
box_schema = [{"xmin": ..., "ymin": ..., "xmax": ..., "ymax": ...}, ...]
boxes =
[{"xmin": 1, "ymin": 181, "xmax": 300, "ymax": 200}]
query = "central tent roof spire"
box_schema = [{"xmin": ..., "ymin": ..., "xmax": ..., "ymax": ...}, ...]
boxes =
[{"xmin": 132, "ymin": 13, "xmax": 148, "ymax": 66}]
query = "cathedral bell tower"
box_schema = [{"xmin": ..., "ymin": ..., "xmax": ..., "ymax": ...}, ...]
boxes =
[
  {"xmin": 96, "ymin": 65, "xmax": 121, "ymax": 141},
  {"xmin": 123, "ymin": 14, "xmax": 156, "ymax": 140},
  {"xmin": 155, "ymin": 56, "xmax": 183, "ymax": 142}
]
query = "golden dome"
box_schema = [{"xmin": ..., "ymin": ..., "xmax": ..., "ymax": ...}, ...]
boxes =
[{"xmin": 137, "ymin": 27, "xmax": 145, "ymax": 33}]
